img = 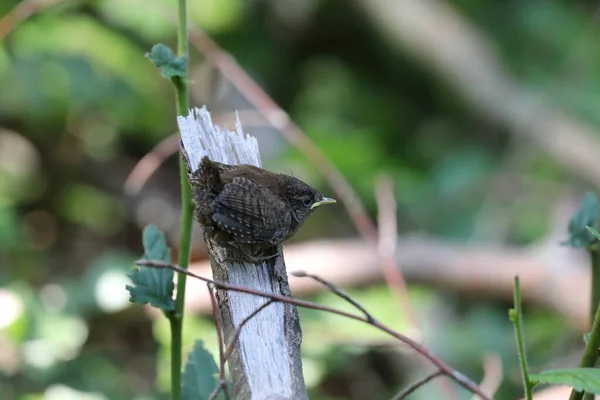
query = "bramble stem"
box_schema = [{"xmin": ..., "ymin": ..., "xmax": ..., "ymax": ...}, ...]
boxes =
[
  {"xmin": 510, "ymin": 276, "xmax": 534, "ymax": 400},
  {"xmin": 168, "ymin": 0, "xmax": 190, "ymax": 398}
]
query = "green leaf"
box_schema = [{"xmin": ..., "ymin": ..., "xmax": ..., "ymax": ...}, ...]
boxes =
[
  {"xmin": 563, "ymin": 192, "xmax": 599, "ymax": 248},
  {"xmin": 145, "ymin": 43, "xmax": 187, "ymax": 79},
  {"xmin": 182, "ymin": 340, "xmax": 222, "ymax": 400},
  {"xmin": 126, "ymin": 225, "xmax": 175, "ymax": 311},
  {"xmin": 530, "ymin": 368, "xmax": 600, "ymax": 393}
]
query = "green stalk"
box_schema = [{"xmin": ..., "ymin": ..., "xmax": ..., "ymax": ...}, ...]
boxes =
[
  {"xmin": 570, "ymin": 301, "xmax": 600, "ymax": 400},
  {"xmin": 510, "ymin": 276, "xmax": 534, "ymax": 400},
  {"xmin": 168, "ymin": 0, "xmax": 190, "ymax": 399},
  {"xmin": 573, "ymin": 246, "xmax": 600, "ymax": 400}
]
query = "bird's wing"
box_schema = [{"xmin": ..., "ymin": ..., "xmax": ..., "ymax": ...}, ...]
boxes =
[{"xmin": 212, "ymin": 177, "xmax": 290, "ymax": 244}]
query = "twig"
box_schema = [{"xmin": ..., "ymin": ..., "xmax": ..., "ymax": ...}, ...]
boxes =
[
  {"xmin": 207, "ymin": 283, "xmax": 231, "ymax": 400},
  {"xmin": 222, "ymin": 300, "xmax": 275, "ymax": 364},
  {"xmin": 136, "ymin": 259, "xmax": 491, "ymax": 400},
  {"xmin": 390, "ymin": 370, "xmax": 443, "ymax": 400},
  {"xmin": 290, "ymin": 271, "xmax": 374, "ymax": 323},
  {"xmin": 509, "ymin": 276, "xmax": 533, "ymax": 400}
]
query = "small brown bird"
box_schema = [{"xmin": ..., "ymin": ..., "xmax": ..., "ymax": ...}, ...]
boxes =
[{"xmin": 190, "ymin": 156, "xmax": 336, "ymax": 262}]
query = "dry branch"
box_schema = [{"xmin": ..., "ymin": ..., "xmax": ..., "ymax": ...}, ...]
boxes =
[
  {"xmin": 137, "ymin": 259, "xmax": 491, "ymax": 399},
  {"xmin": 177, "ymin": 107, "xmax": 307, "ymax": 400}
]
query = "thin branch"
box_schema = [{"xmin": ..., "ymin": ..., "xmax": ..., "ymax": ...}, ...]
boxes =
[
  {"xmin": 290, "ymin": 271, "xmax": 374, "ymax": 323},
  {"xmin": 207, "ymin": 283, "xmax": 231, "ymax": 400},
  {"xmin": 136, "ymin": 259, "xmax": 491, "ymax": 400},
  {"xmin": 222, "ymin": 300, "xmax": 275, "ymax": 364},
  {"xmin": 390, "ymin": 370, "xmax": 443, "ymax": 400}
]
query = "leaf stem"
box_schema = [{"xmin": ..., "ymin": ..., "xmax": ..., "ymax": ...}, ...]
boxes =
[
  {"xmin": 510, "ymin": 276, "xmax": 534, "ymax": 400},
  {"xmin": 169, "ymin": 0, "xmax": 190, "ymax": 399}
]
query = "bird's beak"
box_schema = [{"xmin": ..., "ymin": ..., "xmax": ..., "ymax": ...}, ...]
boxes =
[{"xmin": 311, "ymin": 197, "xmax": 337, "ymax": 209}]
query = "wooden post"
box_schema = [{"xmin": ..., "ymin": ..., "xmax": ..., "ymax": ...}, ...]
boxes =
[{"xmin": 177, "ymin": 107, "xmax": 308, "ymax": 400}]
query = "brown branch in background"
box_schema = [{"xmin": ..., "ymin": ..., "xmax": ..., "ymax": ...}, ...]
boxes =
[
  {"xmin": 187, "ymin": 26, "xmax": 378, "ymax": 242},
  {"xmin": 207, "ymin": 283, "xmax": 231, "ymax": 400},
  {"xmin": 375, "ymin": 175, "xmax": 419, "ymax": 327},
  {"xmin": 355, "ymin": 0, "xmax": 600, "ymax": 190},
  {"xmin": 124, "ymin": 132, "xmax": 180, "ymax": 195},
  {"xmin": 471, "ymin": 354, "xmax": 503, "ymax": 400},
  {"xmin": 0, "ymin": 0, "xmax": 65, "ymax": 39},
  {"xmin": 375, "ymin": 176, "xmax": 459, "ymax": 399},
  {"xmin": 136, "ymin": 259, "xmax": 491, "ymax": 400},
  {"xmin": 390, "ymin": 370, "xmax": 443, "ymax": 400}
]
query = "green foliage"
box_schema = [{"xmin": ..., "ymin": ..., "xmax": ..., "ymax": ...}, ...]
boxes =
[
  {"xmin": 126, "ymin": 225, "xmax": 175, "ymax": 312},
  {"xmin": 181, "ymin": 340, "xmax": 222, "ymax": 400},
  {"xmin": 146, "ymin": 44, "xmax": 187, "ymax": 79},
  {"xmin": 530, "ymin": 368, "xmax": 600, "ymax": 394},
  {"xmin": 564, "ymin": 193, "xmax": 599, "ymax": 248}
]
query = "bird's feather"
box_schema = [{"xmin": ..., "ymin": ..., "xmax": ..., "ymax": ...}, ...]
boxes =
[{"xmin": 212, "ymin": 177, "xmax": 291, "ymax": 244}]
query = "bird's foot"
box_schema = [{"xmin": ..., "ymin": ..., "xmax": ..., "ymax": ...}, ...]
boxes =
[{"xmin": 220, "ymin": 246, "xmax": 279, "ymax": 265}]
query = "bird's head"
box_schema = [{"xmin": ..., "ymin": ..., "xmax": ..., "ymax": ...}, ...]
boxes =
[{"xmin": 283, "ymin": 176, "xmax": 336, "ymax": 223}]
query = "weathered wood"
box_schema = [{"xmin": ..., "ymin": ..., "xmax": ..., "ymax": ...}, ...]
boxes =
[{"xmin": 177, "ymin": 107, "xmax": 307, "ymax": 400}]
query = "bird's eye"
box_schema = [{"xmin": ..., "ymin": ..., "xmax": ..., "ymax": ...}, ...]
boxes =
[{"xmin": 302, "ymin": 198, "xmax": 312, "ymax": 207}]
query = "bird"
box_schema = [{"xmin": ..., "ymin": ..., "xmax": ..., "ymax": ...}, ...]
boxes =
[{"xmin": 189, "ymin": 156, "xmax": 336, "ymax": 262}]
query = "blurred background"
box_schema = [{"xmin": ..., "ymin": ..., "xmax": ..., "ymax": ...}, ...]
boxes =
[{"xmin": 2, "ymin": 0, "xmax": 600, "ymax": 399}]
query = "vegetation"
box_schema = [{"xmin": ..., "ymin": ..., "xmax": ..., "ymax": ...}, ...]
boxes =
[{"xmin": 3, "ymin": 0, "xmax": 600, "ymax": 399}]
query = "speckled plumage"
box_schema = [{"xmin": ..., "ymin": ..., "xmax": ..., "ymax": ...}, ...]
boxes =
[{"xmin": 190, "ymin": 156, "xmax": 335, "ymax": 261}]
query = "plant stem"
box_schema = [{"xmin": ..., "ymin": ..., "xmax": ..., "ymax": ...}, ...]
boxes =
[
  {"xmin": 169, "ymin": 0, "xmax": 190, "ymax": 399},
  {"xmin": 511, "ymin": 276, "xmax": 534, "ymax": 400},
  {"xmin": 570, "ymin": 248, "xmax": 600, "ymax": 400},
  {"xmin": 570, "ymin": 301, "xmax": 600, "ymax": 400},
  {"xmin": 590, "ymin": 247, "xmax": 600, "ymax": 327}
]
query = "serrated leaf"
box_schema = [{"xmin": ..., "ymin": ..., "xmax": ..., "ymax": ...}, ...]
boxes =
[
  {"xmin": 145, "ymin": 43, "xmax": 187, "ymax": 79},
  {"xmin": 563, "ymin": 192, "xmax": 599, "ymax": 248},
  {"xmin": 182, "ymin": 340, "xmax": 223, "ymax": 400},
  {"xmin": 142, "ymin": 224, "xmax": 172, "ymax": 262},
  {"xmin": 530, "ymin": 368, "xmax": 600, "ymax": 393},
  {"xmin": 126, "ymin": 225, "xmax": 175, "ymax": 311}
]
